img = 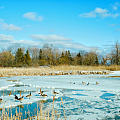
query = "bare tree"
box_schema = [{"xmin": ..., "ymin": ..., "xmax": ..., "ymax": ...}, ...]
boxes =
[{"xmin": 110, "ymin": 41, "xmax": 120, "ymax": 65}]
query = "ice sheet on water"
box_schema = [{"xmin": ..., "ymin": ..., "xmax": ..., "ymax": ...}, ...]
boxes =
[{"xmin": 0, "ymin": 71, "xmax": 120, "ymax": 119}]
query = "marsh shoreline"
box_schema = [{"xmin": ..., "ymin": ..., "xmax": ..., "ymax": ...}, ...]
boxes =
[{"xmin": 0, "ymin": 66, "xmax": 112, "ymax": 77}]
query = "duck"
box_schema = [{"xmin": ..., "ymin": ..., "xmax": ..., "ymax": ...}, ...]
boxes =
[
  {"xmin": 0, "ymin": 98, "xmax": 2, "ymax": 103},
  {"xmin": 15, "ymin": 95, "xmax": 19, "ymax": 100},
  {"xmin": 38, "ymin": 88, "xmax": 44, "ymax": 95},
  {"xmin": 15, "ymin": 95, "xmax": 24, "ymax": 102},
  {"xmin": 17, "ymin": 96, "xmax": 24, "ymax": 102},
  {"xmin": 26, "ymin": 92, "xmax": 32, "ymax": 98},
  {"xmin": 87, "ymin": 82, "xmax": 89, "ymax": 85},
  {"xmin": 40, "ymin": 93, "xmax": 47, "ymax": 97},
  {"xmin": 53, "ymin": 90, "xmax": 59, "ymax": 95},
  {"xmin": 96, "ymin": 82, "xmax": 99, "ymax": 85},
  {"xmin": 39, "ymin": 88, "xmax": 47, "ymax": 97},
  {"xmin": 82, "ymin": 81, "xmax": 86, "ymax": 85}
]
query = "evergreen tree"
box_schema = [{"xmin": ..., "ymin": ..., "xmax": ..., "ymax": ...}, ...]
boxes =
[
  {"xmin": 67, "ymin": 50, "xmax": 73, "ymax": 64},
  {"xmin": 94, "ymin": 55, "xmax": 99, "ymax": 65},
  {"xmin": 63, "ymin": 50, "xmax": 73, "ymax": 65},
  {"xmin": 77, "ymin": 52, "xmax": 81, "ymax": 57},
  {"xmin": 38, "ymin": 49, "xmax": 46, "ymax": 66},
  {"xmin": 14, "ymin": 48, "xmax": 24, "ymax": 67},
  {"xmin": 59, "ymin": 52, "xmax": 66, "ymax": 64},
  {"xmin": 64, "ymin": 51, "xmax": 69, "ymax": 64},
  {"xmin": 76, "ymin": 52, "xmax": 82, "ymax": 65},
  {"xmin": 39, "ymin": 49, "xmax": 43, "ymax": 60},
  {"xmin": 25, "ymin": 50, "xmax": 31, "ymax": 66},
  {"xmin": 61, "ymin": 52, "xmax": 64, "ymax": 58}
]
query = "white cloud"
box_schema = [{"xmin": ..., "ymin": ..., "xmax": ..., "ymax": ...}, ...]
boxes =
[
  {"xmin": 53, "ymin": 40, "xmax": 97, "ymax": 51},
  {"xmin": 31, "ymin": 34, "xmax": 71, "ymax": 41},
  {"xmin": 31, "ymin": 34, "xmax": 98, "ymax": 52},
  {"xmin": 0, "ymin": 34, "xmax": 14, "ymax": 42},
  {"xmin": 23, "ymin": 12, "xmax": 43, "ymax": 21},
  {"xmin": 0, "ymin": 33, "xmax": 99, "ymax": 52},
  {"xmin": 14, "ymin": 39, "xmax": 38, "ymax": 46},
  {"xmin": 95, "ymin": 8, "xmax": 108, "ymax": 14},
  {"xmin": 1, "ymin": 23, "xmax": 22, "ymax": 31},
  {"xmin": 80, "ymin": 7, "xmax": 119, "ymax": 18},
  {"xmin": 80, "ymin": 11, "xmax": 96, "ymax": 18},
  {"xmin": 0, "ymin": 20, "xmax": 22, "ymax": 31},
  {"xmin": 0, "ymin": 34, "xmax": 38, "ymax": 49}
]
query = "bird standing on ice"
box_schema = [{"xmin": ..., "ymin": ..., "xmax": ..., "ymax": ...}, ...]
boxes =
[
  {"xmin": 15, "ymin": 95, "xmax": 24, "ymax": 102},
  {"xmin": 15, "ymin": 95, "xmax": 18, "ymax": 100},
  {"xmin": 0, "ymin": 98, "xmax": 2, "ymax": 103},
  {"xmin": 53, "ymin": 90, "xmax": 59, "ymax": 95},
  {"xmin": 26, "ymin": 92, "xmax": 32, "ymax": 99},
  {"xmin": 96, "ymin": 82, "xmax": 99, "ymax": 85},
  {"xmin": 17, "ymin": 96, "xmax": 24, "ymax": 102},
  {"xmin": 82, "ymin": 81, "xmax": 86, "ymax": 85}
]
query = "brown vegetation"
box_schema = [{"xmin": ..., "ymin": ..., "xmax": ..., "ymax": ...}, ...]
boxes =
[
  {"xmin": 0, "ymin": 97, "xmax": 66, "ymax": 120},
  {"xmin": 0, "ymin": 65, "xmax": 118, "ymax": 77}
]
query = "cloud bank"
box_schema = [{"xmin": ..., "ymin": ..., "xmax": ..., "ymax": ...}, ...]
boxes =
[
  {"xmin": 31, "ymin": 34, "xmax": 98, "ymax": 52},
  {"xmin": 80, "ymin": 7, "xmax": 119, "ymax": 18}
]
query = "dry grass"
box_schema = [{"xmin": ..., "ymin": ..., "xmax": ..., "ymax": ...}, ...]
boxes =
[
  {"xmin": 105, "ymin": 65, "xmax": 120, "ymax": 71},
  {"xmin": 0, "ymin": 97, "xmax": 66, "ymax": 120},
  {"xmin": 51, "ymin": 65, "xmax": 105, "ymax": 71},
  {"xmin": 0, "ymin": 65, "xmax": 119, "ymax": 77},
  {"xmin": 51, "ymin": 65, "xmax": 120, "ymax": 71}
]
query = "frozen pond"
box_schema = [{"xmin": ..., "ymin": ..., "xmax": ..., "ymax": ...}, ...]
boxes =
[{"xmin": 0, "ymin": 73, "xmax": 120, "ymax": 120}]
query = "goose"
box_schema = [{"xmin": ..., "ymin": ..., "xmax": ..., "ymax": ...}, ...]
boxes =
[
  {"xmin": 96, "ymin": 82, "xmax": 99, "ymax": 85},
  {"xmin": 15, "ymin": 95, "xmax": 24, "ymax": 102},
  {"xmin": 87, "ymin": 82, "xmax": 89, "ymax": 85},
  {"xmin": 26, "ymin": 92, "xmax": 32, "ymax": 98},
  {"xmin": 15, "ymin": 95, "xmax": 19, "ymax": 100},
  {"xmin": 39, "ymin": 88, "xmax": 47, "ymax": 97},
  {"xmin": 40, "ymin": 93, "xmax": 47, "ymax": 97},
  {"xmin": 38, "ymin": 88, "xmax": 44, "ymax": 94},
  {"xmin": 17, "ymin": 96, "xmax": 24, "ymax": 102},
  {"xmin": 53, "ymin": 90, "xmax": 59, "ymax": 95},
  {"xmin": 0, "ymin": 98, "xmax": 2, "ymax": 103},
  {"xmin": 82, "ymin": 81, "xmax": 86, "ymax": 85}
]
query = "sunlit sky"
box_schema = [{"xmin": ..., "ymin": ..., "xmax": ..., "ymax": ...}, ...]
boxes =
[{"xmin": 0, "ymin": 0, "xmax": 120, "ymax": 53}]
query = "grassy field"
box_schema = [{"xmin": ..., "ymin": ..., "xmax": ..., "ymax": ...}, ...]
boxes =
[
  {"xmin": 51, "ymin": 65, "xmax": 118, "ymax": 71},
  {"xmin": 0, "ymin": 65, "xmax": 119, "ymax": 77}
]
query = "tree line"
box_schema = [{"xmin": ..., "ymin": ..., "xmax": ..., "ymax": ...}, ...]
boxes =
[{"xmin": 0, "ymin": 42, "xmax": 119, "ymax": 67}]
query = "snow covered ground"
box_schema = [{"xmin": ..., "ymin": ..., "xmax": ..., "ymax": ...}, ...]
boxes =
[
  {"xmin": 0, "ymin": 71, "xmax": 120, "ymax": 119},
  {"xmin": 109, "ymin": 71, "xmax": 120, "ymax": 75}
]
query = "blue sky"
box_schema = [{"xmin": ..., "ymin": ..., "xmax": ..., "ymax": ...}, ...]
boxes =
[{"xmin": 0, "ymin": 0, "xmax": 120, "ymax": 53}]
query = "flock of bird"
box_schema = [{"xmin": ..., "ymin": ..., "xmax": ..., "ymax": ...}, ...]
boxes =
[
  {"xmin": 81, "ymin": 81, "xmax": 99, "ymax": 85},
  {"xmin": 73, "ymin": 81, "xmax": 99, "ymax": 85},
  {"xmin": 0, "ymin": 82, "xmax": 99, "ymax": 103},
  {"xmin": 0, "ymin": 88, "xmax": 59, "ymax": 103}
]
